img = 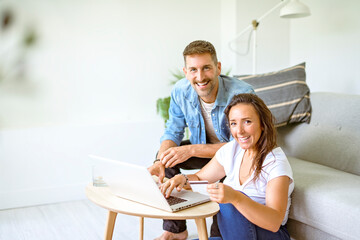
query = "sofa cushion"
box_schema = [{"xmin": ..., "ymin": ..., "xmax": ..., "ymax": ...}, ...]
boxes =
[
  {"xmin": 288, "ymin": 157, "xmax": 360, "ymax": 240},
  {"xmin": 236, "ymin": 63, "xmax": 311, "ymax": 127}
]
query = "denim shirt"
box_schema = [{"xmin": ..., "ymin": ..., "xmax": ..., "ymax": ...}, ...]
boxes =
[{"xmin": 160, "ymin": 75, "xmax": 255, "ymax": 146}]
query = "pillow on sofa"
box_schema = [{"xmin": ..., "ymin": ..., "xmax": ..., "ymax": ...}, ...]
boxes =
[{"xmin": 236, "ymin": 62, "xmax": 311, "ymax": 127}]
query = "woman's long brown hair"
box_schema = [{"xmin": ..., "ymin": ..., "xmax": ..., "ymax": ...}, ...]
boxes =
[{"xmin": 224, "ymin": 93, "xmax": 277, "ymax": 182}]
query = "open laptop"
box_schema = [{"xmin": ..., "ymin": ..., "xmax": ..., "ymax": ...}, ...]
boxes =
[{"xmin": 89, "ymin": 155, "xmax": 210, "ymax": 212}]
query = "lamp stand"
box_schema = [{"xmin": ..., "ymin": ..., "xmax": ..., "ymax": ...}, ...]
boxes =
[
  {"xmin": 229, "ymin": 1, "xmax": 286, "ymax": 74},
  {"xmin": 252, "ymin": 20, "xmax": 259, "ymax": 74},
  {"xmin": 229, "ymin": 0, "xmax": 310, "ymax": 75}
]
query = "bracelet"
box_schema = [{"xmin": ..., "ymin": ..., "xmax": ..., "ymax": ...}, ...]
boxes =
[
  {"xmin": 177, "ymin": 173, "xmax": 188, "ymax": 185},
  {"xmin": 153, "ymin": 159, "xmax": 161, "ymax": 164}
]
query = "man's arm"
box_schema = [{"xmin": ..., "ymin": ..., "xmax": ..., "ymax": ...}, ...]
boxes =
[
  {"xmin": 159, "ymin": 141, "xmax": 226, "ymax": 168},
  {"xmin": 148, "ymin": 140, "xmax": 178, "ymax": 183},
  {"xmin": 185, "ymin": 142, "xmax": 226, "ymax": 158},
  {"xmin": 160, "ymin": 87, "xmax": 187, "ymax": 146},
  {"xmin": 156, "ymin": 139, "xmax": 178, "ymax": 159},
  {"xmin": 150, "ymin": 140, "xmax": 226, "ymax": 182}
]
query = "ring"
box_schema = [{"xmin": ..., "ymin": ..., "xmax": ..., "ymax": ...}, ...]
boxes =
[{"xmin": 215, "ymin": 182, "xmax": 219, "ymax": 189}]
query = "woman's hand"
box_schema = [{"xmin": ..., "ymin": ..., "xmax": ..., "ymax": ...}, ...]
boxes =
[
  {"xmin": 207, "ymin": 182, "xmax": 238, "ymax": 204},
  {"xmin": 160, "ymin": 174, "xmax": 187, "ymax": 198}
]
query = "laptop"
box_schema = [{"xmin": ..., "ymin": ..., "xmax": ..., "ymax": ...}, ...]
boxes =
[{"xmin": 89, "ymin": 155, "xmax": 210, "ymax": 212}]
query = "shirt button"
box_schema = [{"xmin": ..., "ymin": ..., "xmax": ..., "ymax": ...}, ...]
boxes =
[{"xmin": 215, "ymin": 129, "xmax": 218, "ymax": 132}]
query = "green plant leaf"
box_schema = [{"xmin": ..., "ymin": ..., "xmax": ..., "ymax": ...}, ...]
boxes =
[
  {"xmin": 224, "ymin": 68, "xmax": 232, "ymax": 76},
  {"xmin": 169, "ymin": 69, "xmax": 185, "ymax": 85},
  {"xmin": 156, "ymin": 96, "xmax": 171, "ymax": 125},
  {"xmin": 23, "ymin": 28, "xmax": 37, "ymax": 47}
]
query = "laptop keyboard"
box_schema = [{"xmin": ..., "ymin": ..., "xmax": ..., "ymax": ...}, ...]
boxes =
[{"xmin": 166, "ymin": 196, "xmax": 188, "ymax": 206}]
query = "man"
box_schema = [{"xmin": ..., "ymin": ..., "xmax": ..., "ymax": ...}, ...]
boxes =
[{"xmin": 149, "ymin": 40, "xmax": 254, "ymax": 240}]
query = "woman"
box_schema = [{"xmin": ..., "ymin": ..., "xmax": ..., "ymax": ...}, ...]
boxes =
[{"xmin": 160, "ymin": 93, "xmax": 294, "ymax": 239}]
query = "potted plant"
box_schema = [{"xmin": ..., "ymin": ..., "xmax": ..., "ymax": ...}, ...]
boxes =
[
  {"xmin": 0, "ymin": 8, "xmax": 37, "ymax": 82},
  {"xmin": 156, "ymin": 69, "xmax": 184, "ymax": 126}
]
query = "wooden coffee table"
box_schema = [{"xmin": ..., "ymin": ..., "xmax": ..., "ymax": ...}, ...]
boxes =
[{"xmin": 85, "ymin": 184, "xmax": 219, "ymax": 240}]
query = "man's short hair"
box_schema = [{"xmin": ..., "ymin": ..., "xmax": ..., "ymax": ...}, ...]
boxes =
[{"xmin": 183, "ymin": 40, "xmax": 218, "ymax": 66}]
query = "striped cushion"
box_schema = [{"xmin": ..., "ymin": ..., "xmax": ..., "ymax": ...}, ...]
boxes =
[{"xmin": 236, "ymin": 63, "xmax": 311, "ymax": 127}]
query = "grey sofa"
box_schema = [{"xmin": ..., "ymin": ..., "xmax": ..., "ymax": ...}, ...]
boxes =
[{"xmin": 277, "ymin": 92, "xmax": 360, "ymax": 240}]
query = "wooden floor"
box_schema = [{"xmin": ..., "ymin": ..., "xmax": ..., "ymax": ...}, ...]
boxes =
[{"xmin": 0, "ymin": 199, "xmax": 211, "ymax": 240}]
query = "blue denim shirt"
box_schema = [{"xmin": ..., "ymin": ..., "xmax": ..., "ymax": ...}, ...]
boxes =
[{"xmin": 160, "ymin": 75, "xmax": 255, "ymax": 145}]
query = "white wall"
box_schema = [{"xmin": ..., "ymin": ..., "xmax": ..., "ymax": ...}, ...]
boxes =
[
  {"xmin": 0, "ymin": 0, "xmax": 222, "ymax": 129},
  {"xmin": 290, "ymin": 0, "xmax": 360, "ymax": 95},
  {"xmin": 0, "ymin": 0, "xmax": 222, "ymax": 209},
  {"xmin": 230, "ymin": 0, "xmax": 360, "ymax": 95}
]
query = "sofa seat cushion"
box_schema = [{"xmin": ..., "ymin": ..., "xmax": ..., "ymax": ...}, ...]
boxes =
[{"xmin": 288, "ymin": 157, "xmax": 360, "ymax": 240}]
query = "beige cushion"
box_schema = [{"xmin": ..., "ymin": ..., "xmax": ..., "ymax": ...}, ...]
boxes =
[{"xmin": 236, "ymin": 63, "xmax": 311, "ymax": 127}]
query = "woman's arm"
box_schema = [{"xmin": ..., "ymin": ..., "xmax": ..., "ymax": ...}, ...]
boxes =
[
  {"xmin": 193, "ymin": 156, "xmax": 226, "ymax": 183},
  {"xmin": 160, "ymin": 156, "xmax": 226, "ymax": 197},
  {"xmin": 208, "ymin": 176, "xmax": 291, "ymax": 232}
]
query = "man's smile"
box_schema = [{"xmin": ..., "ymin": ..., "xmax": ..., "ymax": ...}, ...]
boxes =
[{"xmin": 196, "ymin": 81, "xmax": 210, "ymax": 89}]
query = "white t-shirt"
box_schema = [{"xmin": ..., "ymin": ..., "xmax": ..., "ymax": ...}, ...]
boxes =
[
  {"xmin": 216, "ymin": 140, "xmax": 294, "ymax": 225},
  {"xmin": 199, "ymin": 98, "xmax": 220, "ymax": 144}
]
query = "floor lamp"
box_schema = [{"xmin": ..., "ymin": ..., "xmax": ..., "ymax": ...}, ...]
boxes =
[{"xmin": 229, "ymin": 0, "xmax": 311, "ymax": 74}]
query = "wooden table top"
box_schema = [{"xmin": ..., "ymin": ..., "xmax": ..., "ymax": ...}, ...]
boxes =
[{"xmin": 85, "ymin": 184, "xmax": 219, "ymax": 220}]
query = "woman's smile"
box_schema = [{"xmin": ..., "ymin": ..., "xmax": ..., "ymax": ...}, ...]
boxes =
[{"xmin": 229, "ymin": 103, "xmax": 263, "ymax": 151}]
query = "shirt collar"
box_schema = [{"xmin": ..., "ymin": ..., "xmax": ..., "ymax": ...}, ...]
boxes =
[
  {"xmin": 186, "ymin": 75, "xmax": 228, "ymax": 107},
  {"xmin": 215, "ymin": 75, "xmax": 228, "ymax": 107}
]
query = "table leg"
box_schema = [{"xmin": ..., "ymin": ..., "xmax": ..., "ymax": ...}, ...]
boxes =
[
  {"xmin": 195, "ymin": 218, "xmax": 208, "ymax": 240},
  {"xmin": 139, "ymin": 217, "xmax": 144, "ymax": 240},
  {"xmin": 104, "ymin": 211, "xmax": 117, "ymax": 240}
]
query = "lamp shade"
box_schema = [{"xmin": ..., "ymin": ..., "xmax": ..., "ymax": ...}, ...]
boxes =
[{"xmin": 280, "ymin": 0, "xmax": 311, "ymax": 18}]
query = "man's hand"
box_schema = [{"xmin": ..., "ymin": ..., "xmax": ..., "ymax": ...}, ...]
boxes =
[
  {"xmin": 147, "ymin": 161, "xmax": 166, "ymax": 183},
  {"xmin": 160, "ymin": 145, "xmax": 191, "ymax": 168}
]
